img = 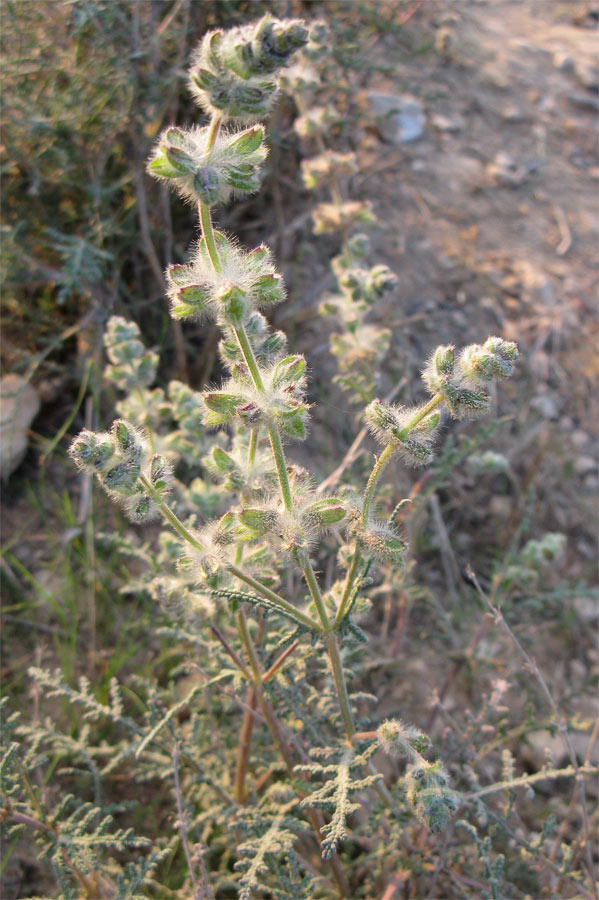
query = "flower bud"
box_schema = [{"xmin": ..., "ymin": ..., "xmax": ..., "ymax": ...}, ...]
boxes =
[
  {"xmin": 69, "ymin": 430, "xmax": 114, "ymax": 474},
  {"xmin": 365, "ymin": 399, "xmax": 396, "ymax": 435},
  {"xmin": 236, "ymin": 401, "xmax": 262, "ymax": 426},
  {"xmin": 103, "ymin": 460, "xmax": 141, "ymax": 494},
  {"xmin": 126, "ymin": 493, "xmax": 155, "ymax": 523},
  {"xmin": 193, "ymin": 167, "xmax": 220, "ymax": 205},
  {"xmin": 271, "ymin": 355, "xmax": 306, "ymax": 388},
  {"xmin": 361, "ymin": 522, "xmax": 407, "ymax": 566},
  {"xmin": 217, "ymin": 282, "xmax": 248, "ymax": 325},
  {"xmin": 203, "ymin": 391, "xmax": 246, "ymax": 426},
  {"xmin": 406, "ymin": 761, "xmax": 459, "ymax": 833},
  {"xmin": 110, "ymin": 420, "xmax": 143, "ymax": 458},
  {"xmin": 148, "ymin": 455, "xmax": 172, "ymax": 500},
  {"xmin": 239, "ymin": 507, "xmax": 280, "ymax": 537},
  {"xmin": 422, "ymin": 345, "xmax": 455, "ymax": 394},
  {"xmin": 253, "ymin": 273, "xmax": 285, "ymax": 305},
  {"xmin": 448, "ymin": 387, "xmax": 490, "ymax": 418},
  {"xmin": 301, "ymin": 497, "xmax": 346, "ymax": 529},
  {"xmin": 210, "ymin": 446, "xmax": 236, "ymax": 474},
  {"xmin": 376, "ymin": 719, "xmax": 431, "ymax": 757}
]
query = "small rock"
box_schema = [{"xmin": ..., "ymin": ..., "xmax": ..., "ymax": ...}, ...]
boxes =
[
  {"xmin": 567, "ymin": 92, "xmax": 599, "ymax": 112},
  {"xmin": 501, "ymin": 104, "xmax": 528, "ymax": 122},
  {"xmin": 432, "ymin": 113, "xmax": 462, "ymax": 132},
  {"xmin": 553, "ymin": 50, "xmax": 575, "ymax": 72},
  {"xmin": 574, "ymin": 456, "xmax": 598, "ymax": 477},
  {"xmin": 486, "ymin": 151, "xmax": 539, "ymax": 187},
  {"xmin": 366, "ymin": 92, "xmax": 426, "ymax": 144},
  {"xmin": 574, "ymin": 60, "xmax": 599, "ymax": 93},
  {"xmin": 571, "ymin": 429, "xmax": 591, "ymax": 450},
  {"xmin": 0, "ymin": 374, "xmax": 41, "ymax": 479}
]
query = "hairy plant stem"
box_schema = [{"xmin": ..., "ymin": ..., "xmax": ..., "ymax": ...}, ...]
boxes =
[
  {"xmin": 137, "ymin": 475, "xmax": 315, "ymax": 628},
  {"xmin": 336, "ymin": 392, "xmax": 445, "ymax": 625},
  {"xmin": 303, "ymin": 559, "xmax": 355, "ymax": 742},
  {"xmin": 199, "ymin": 202, "xmax": 221, "ymax": 272},
  {"xmin": 199, "ymin": 119, "xmax": 358, "ymax": 796},
  {"xmin": 232, "ymin": 313, "xmax": 357, "ymax": 742},
  {"xmin": 233, "ymin": 428, "xmax": 261, "ymax": 805}
]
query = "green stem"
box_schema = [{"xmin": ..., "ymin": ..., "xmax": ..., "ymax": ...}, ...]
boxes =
[
  {"xmin": 140, "ymin": 475, "xmax": 204, "ymax": 551},
  {"xmin": 233, "ymin": 323, "xmax": 265, "ymax": 391},
  {"xmin": 362, "ymin": 442, "xmax": 395, "ymax": 527},
  {"xmin": 200, "ymin": 114, "xmax": 223, "ymax": 273},
  {"xmin": 200, "ymin": 202, "xmax": 221, "ymax": 273},
  {"xmin": 233, "ymin": 318, "xmax": 354, "ymax": 739},
  {"xmin": 233, "ymin": 324, "xmax": 293, "ymax": 511},
  {"xmin": 337, "ymin": 393, "xmax": 445, "ymax": 625},
  {"xmin": 227, "ymin": 565, "xmax": 318, "ymax": 632},
  {"xmin": 247, "ymin": 428, "xmax": 258, "ymax": 467},
  {"xmin": 303, "ymin": 560, "xmax": 355, "ymax": 742},
  {"xmin": 267, "ymin": 426, "xmax": 293, "ymax": 511},
  {"xmin": 396, "ymin": 393, "xmax": 443, "ymax": 442},
  {"xmin": 206, "ymin": 113, "xmax": 222, "ymax": 151},
  {"xmin": 334, "ymin": 548, "xmax": 363, "ymax": 627}
]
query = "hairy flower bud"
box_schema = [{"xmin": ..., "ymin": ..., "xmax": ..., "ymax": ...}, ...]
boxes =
[
  {"xmin": 406, "ymin": 761, "xmax": 459, "ymax": 833},
  {"xmin": 188, "ymin": 16, "xmax": 307, "ymax": 122},
  {"xmin": 68, "ymin": 430, "xmax": 114, "ymax": 474},
  {"xmin": 361, "ymin": 521, "xmax": 407, "ymax": 566},
  {"xmin": 470, "ymin": 336, "xmax": 519, "ymax": 380},
  {"xmin": 110, "ymin": 420, "xmax": 143, "ymax": 459},
  {"xmin": 376, "ymin": 719, "xmax": 431, "ymax": 757},
  {"xmin": 422, "ymin": 337, "xmax": 518, "ymax": 419},
  {"xmin": 271, "ymin": 355, "xmax": 306, "ymax": 388},
  {"xmin": 149, "ymin": 124, "xmax": 268, "ymax": 207},
  {"xmin": 300, "ymin": 497, "xmax": 346, "ymax": 529},
  {"xmin": 239, "ymin": 506, "xmax": 280, "ymax": 537},
  {"xmin": 365, "ymin": 401, "xmax": 439, "ymax": 466},
  {"xmin": 203, "ymin": 391, "xmax": 246, "ymax": 426},
  {"xmin": 103, "ymin": 460, "xmax": 141, "ymax": 494},
  {"xmin": 422, "ymin": 345, "xmax": 455, "ymax": 394},
  {"xmin": 165, "ymin": 234, "xmax": 285, "ymax": 325}
]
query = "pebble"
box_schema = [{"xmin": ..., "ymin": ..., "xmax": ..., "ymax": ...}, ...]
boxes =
[
  {"xmin": 574, "ymin": 456, "xmax": 598, "ymax": 477},
  {"xmin": 366, "ymin": 92, "xmax": 426, "ymax": 144},
  {"xmin": 432, "ymin": 113, "xmax": 462, "ymax": 133},
  {"xmin": 501, "ymin": 104, "xmax": 528, "ymax": 122},
  {"xmin": 571, "ymin": 429, "xmax": 591, "ymax": 450},
  {"xmin": 553, "ymin": 50, "xmax": 575, "ymax": 73},
  {"xmin": 574, "ymin": 60, "xmax": 599, "ymax": 93},
  {"xmin": 486, "ymin": 151, "xmax": 539, "ymax": 187},
  {"xmin": 568, "ymin": 92, "xmax": 599, "ymax": 111},
  {"xmin": 0, "ymin": 374, "xmax": 41, "ymax": 479}
]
